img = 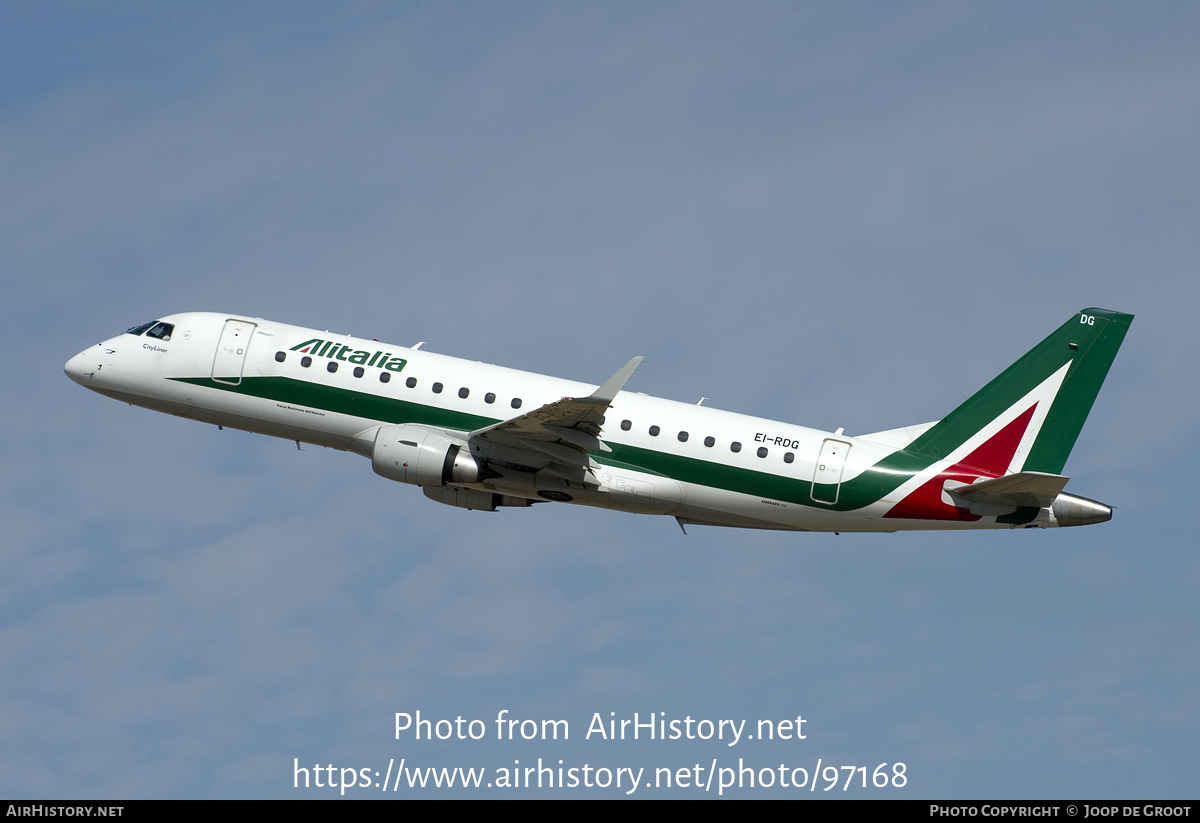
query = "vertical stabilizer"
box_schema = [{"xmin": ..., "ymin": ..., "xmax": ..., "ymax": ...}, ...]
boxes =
[{"xmin": 905, "ymin": 308, "xmax": 1133, "ymax": 474}]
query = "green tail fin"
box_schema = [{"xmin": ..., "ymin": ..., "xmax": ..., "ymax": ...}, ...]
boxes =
[{"xmin": 905, "ymin": 308, "xmax": 1133, "ymax": 473}]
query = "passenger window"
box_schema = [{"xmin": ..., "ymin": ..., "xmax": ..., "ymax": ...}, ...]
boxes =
[
  {"xmin": 757, "ymin": 447, "xmax": 768, "ymax": 458},
  {"xmin": 621, "ymin": 419, "xmax": 632, "ymax": 431},
  {"xmin": 380, "ymin": 372, "xmax": 391, "ymax": 383},
  {"xmin": 432, "ymin": 382, "xmax": 443, "ymax": 393},
  {"xmin": 327, "ymin": 362, "xmax": 338, "ymax": 373},
  {"xmin": 784, "ymin": 452, "xmax": 795, "ymax": 463},
  {"xmin": 484, "ymin": 392, "xmax": 496, "ymax": 404},
  {"xmin": 731, "ymin": 441, "xmax": 742, "ymax": 453},
  {"xmin": 125, "ymin": 321, "xmax": 157, "ymax": 336},
  {"xmin": 406, "ymin": 377, "xmax": 417, "ymax": 388},
  {"xmin": 458, "ymin": 387, "xmax": 469, "ymax": 399},
  {"xmin": 511, "ymin": 398, "xmax": 522, "ymax": 409},
  {"xmin": 353, "ymin": 367, "xmax": 365, "ymax": 378},
  {"xmin": 301, "ymin": 356, "xmax": 312, "ymax": 368},
  {"xmin": 649, "ymin": 425, "xmax": 660, "ymax": 436},
  {"xmin": 677, "ymin": 431, "xmax": 689, "ymax": 442},
  {"xmin": 275, "ymin": 351, "xmax": 286, "ymax": 363},
  {"xmin": 704, "ymin": 436, "xmax": 715, "ymax": 447},
  {"xmin": 145, "ymin": 322, "xmax": 174, "ymax": 341}
]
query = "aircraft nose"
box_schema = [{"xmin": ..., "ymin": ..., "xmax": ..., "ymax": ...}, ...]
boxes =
[{"xmin": 64, "ymin": 351, "xmax": 86, "ymax": 384}]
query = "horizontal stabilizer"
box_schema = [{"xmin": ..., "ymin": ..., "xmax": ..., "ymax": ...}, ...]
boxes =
[{"xmin": 946, "ymin": 471, "xmax": 1070, "ymax": 509}]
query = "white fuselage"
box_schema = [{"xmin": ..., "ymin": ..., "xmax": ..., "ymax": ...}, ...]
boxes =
[{"xmin": 64, "ymin": 311, "xmax": 1076, "ymax": 532}]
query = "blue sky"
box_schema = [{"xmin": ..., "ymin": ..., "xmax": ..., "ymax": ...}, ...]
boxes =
[{"xmin": 2, "ymin": 1, "xmax": 1198, "ymax": 798}]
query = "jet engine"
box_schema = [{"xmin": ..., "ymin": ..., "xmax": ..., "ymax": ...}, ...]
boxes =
[{"xmin": 372, "ymin": 424, "xmax": 481, "ymax": 487}]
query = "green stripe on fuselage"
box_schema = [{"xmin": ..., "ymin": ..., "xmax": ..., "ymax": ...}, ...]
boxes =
[
  {"xmin": 172, "ymin": 375, "xmax": 899, "ymax": 510},
  {"xmin": 170, "ymin": 376, "xmax": 498, "ymax": 432},
  {"xmin": 596, "ymin": 443, "xmax": 900, "ymax": 511}
]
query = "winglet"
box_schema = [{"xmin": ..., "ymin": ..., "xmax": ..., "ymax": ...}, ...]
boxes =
[{"xmin": 584, "ymin": 356, "xmax": 643, "ymax": 405}]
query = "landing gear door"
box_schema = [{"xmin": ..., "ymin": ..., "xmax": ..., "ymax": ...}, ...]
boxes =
[
  {"xmin": 212, "ymin": 320, "xmax": 257, "ymax": 385},
  {"xmin": 811, "ymin": 439, "xmax": 850, "ymax": 505}
]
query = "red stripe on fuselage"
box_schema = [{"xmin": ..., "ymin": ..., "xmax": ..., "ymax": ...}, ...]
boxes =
[{"xmin": 883, "ymin": 404, "xmax": 1038, "ymax": 521}]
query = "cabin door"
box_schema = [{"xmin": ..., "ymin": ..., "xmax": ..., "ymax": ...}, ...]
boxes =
[
  {"xmin": 212, "ymin": 320, "xmax": 257, "ymax": 385},
  {"xmin": 810, "ymin": 439, "xmax": 850, "ymax": 505}
]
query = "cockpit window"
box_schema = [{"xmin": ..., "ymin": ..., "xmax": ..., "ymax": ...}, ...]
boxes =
[
  {"xmin": 144, "ymin": 322, "xmax": 174, "ymax": 341},
  {"xmin": 125, "ymin": 321, "xmax": 158, "ymax": 336}
]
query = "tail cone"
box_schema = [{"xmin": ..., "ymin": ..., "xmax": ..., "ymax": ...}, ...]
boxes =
[{"xmin": 1051, "ymin": 493, "xmax": 1112, "ymax": 527}]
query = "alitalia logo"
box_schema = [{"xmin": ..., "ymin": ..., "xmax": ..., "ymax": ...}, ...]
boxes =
[{"xmin": 290, "ymin": 338, "xmax": 408, "ymax": 372}]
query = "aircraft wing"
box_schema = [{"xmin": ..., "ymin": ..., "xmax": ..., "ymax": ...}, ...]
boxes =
[
  {"xmin": 947, "ymin": 471, "xmax": 1070, "ymax": 509},
  {"xmin": 469, "ymin": 357, "xmax": 643, "ymax": 482}
]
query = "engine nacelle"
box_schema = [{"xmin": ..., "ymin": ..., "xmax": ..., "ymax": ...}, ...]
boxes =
[
  {"xmin": 372, "ymin": 424, "xmax": 481, "ymax": 487},
  {"xmin": 422, "ymin": 486, "xmax": 537, "ymax": 511}
]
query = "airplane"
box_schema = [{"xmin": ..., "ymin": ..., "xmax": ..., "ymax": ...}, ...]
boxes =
[{"xmin": 64, "ymin": 308, "xmax": 1131, "ymax": 533}]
